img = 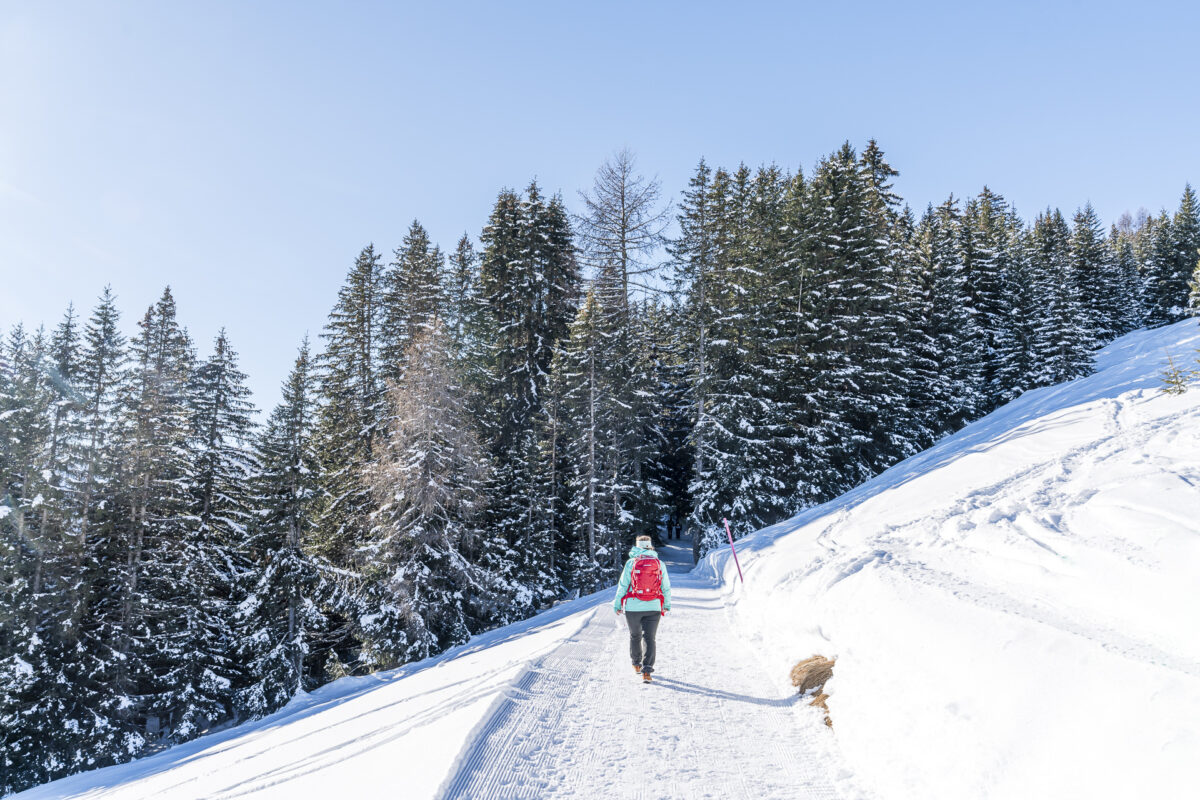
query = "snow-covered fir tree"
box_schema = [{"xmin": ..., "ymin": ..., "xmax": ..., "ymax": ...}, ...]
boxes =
[
  {"xmin": 910, "ymin": 199, "xmax": 983, "ymax": 437},
  {"xmin": 668, "ymin": 160, "xmax": 721, "ymax": 555},
  {"xmin": 236, "ymin": 339, "xmax": 341, "ymax": 716},
  {"xmin": 476, "ymin": 182, "xmax": 581, "ymax": 613},
  {"xmin": 310, "ymin": 245, "xmax": 386, "ymax": 571},
  {"xmin": 1029, "ymin": 210, "xmax": 1095, "ymax": 384},
  {"xmin": 168, "ymin": 329, "xmax": 258, "ymax": 736},
  {"xmin": 962, "ymin": 188, "xmax": 1017, "ymax": 408},
  {"xmin": 380, "ymin": 221, "xmax": 446, "ymax": 383},
  {"xmin": 1069, "ymin": 203, "xmax": 1118, "ymax": 343},
  {"xmin": 1109, "ymin": 226, "xmax": 1146, "ymax": 334},
  {"xmin": 552, "ymin": 289, "xmax": 611, "ymax": 585},
  {"xmin": 81, "ymin": 288, "xmax": 195, "ymax": 751}
]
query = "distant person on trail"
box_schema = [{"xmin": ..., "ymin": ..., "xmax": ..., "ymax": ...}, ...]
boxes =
[{"xmin": 614, "ymin": 534, "xmax": 671, "ymax": 683}]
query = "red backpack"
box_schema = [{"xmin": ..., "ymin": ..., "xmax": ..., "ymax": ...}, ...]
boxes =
[{"xmin": 622, "ymin": 555, "xmax": 664, "ymax": 606}]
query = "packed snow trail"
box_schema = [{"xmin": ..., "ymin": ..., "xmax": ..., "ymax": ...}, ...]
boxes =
[{"xmin": 438, "ymin": 540, "xmax": 848, "ymax": 800}]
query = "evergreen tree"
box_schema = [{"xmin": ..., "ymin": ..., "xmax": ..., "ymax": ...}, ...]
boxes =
[
  {"xmin": 380, "ymin": 221, "xmax": 446, "ymax": 383},
  {"xmin": 963, "ymin": 188, "xmax": 1017, "ymax": 407},
  {"xmin": 0, "ymin": 307, "xmax": 115, "ymax": 793},
  {"xmin": 118, "ymin": 288, "xmax": 205, "ymax": 741},
  {"xmin": 1140, "ymin": 189, "xmax": 1198, "ymax": 326},
  {"xmin": 0, "ymin": 325, "xmax": 59, "ymax": 793},
  {"xmin": 311, "ymin": 245, "xmax": 386, "ymax": 572},
  {"xmin": 1030, "ymin": 210, "xmax": 1095, "ymax": 384},
  {"xmin": 1189, "ymin": 251, "xmax": 1200, "ymax": 314},
  {"xmin": 798, "ymin": 144, "xmax": 912, "ymax": 500},
  {"xmin": 167, "ymin": 329, "xmax": 258, "ymax": 735},
  {"xmin": 55, "ymin": 288, "xmax": 130, "ymax": 776},
  {"xmin": 1109, "ymin": 226, "xmax": 1145, "ymax": 334},
  {"xmin": 996, "ymin": 213, "xmax": 1041, "ymax": 397},
  {"xmin": 911, "ymin": 200, "xmax": 983, "ymax": 437},
  {"xmin": 444, "ymin": 233, "xmax": 482, "ymax": 365},
  {"xmin": 695, "ymin": 164, "xmax": 791, "ymax": 544},
  {"xmin": 477, "ymin": 182, "xmax": 580, "ymax": 609},
  {"xmin": 1170, "ymin": 186, "xmax": 1200, "ymax": 321},
  {"xmin": 554, "ymin": 289, "xmax": 616, "ymax": 585},
  {"xmin": 668, "ymin": 160, "xmax": 721, "ymax": 556},
  {"xmin": 642, "ymin": 300, "xmax": 693, "ymax": 543},
  {"xmin": 1069, "ymin": 203, "xmax": 1118, "ymax": 342},
  {"xmin": 236, "ymin": 339, "xmax": 338, "ymax": 716},
  {"xmin": 359, "ymin": 321, "xmax": 498, "ymax": 666}
]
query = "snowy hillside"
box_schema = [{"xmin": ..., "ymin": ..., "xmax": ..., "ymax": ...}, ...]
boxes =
[
  {"xmin": 14, "ymin": 319, "xmax": 1200, "ymax": 800},
  {"xmin": 702, "ymin": 318, "xmax": 1200, "ymax": 798}
]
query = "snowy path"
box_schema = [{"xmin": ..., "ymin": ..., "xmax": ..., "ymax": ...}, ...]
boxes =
[{"xmin": 438, "ymin": 543, "xmax": 848, "ymax": 800}]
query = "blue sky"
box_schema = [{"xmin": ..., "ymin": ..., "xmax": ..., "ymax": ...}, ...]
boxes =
[{"xmin": 2, "ymin": 0, "xmax": 1197, "ymax": 410}]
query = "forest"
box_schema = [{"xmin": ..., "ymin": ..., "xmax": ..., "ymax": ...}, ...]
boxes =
[{"xmin": 3, "ymin": 141, "xmax": 1199, "ymax": 793}]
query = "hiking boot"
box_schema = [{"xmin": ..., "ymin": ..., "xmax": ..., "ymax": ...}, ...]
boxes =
[
  {"xmin": 633, "ymin": 664, "xmax": 642, "ymax": 674},
  {"xmin": 642, "ymin": 671, "xmax": 653, "ymax": 684}
]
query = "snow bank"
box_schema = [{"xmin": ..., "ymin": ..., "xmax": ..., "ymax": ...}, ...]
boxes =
[
  {"xmin": 12, "ymin": 593, "xmax": 600, "ymax": 800},
  {"xmin": 700, "ymin": 319, "xmax": 1200, "ymax": 799}
]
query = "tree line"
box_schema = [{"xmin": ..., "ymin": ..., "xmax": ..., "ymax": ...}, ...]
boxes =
[{"xmin": 2, "ymin": 142, "xmax": 1199, "ymax": 792}]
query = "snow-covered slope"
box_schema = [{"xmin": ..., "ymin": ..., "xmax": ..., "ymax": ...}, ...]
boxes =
[
  {"xmin": 701, "ymin": 318, "xmax": 1200, "ymax": 798},
  {"xmin": 15, "ymin": 319, "xmax": 1200, "ymax": 800}
]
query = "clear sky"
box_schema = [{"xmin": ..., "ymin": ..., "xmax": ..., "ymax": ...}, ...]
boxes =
[{"xmin": 2, "ymin": 0, "xmax": 1197, "ymax": 411}]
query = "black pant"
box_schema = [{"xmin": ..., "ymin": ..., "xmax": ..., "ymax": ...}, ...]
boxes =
[{"xmin": 626, "ymin": 610, "xmax": 661, "ymax": 672}]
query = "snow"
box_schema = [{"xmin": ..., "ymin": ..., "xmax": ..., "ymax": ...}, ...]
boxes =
[
  {"xmin": 700, "ymin": 318, "xmax": 1200, "ymax": 798},
  {"xmin": 14, "ymin": 596, "xmax": 596, "ymax": 800},
  {"xmin": 10, "ymin": 656, "xmax": 34, "ymax": 678},
  {"xmin": 0, "ymin": 506, "xmax": 10, "ymax": 520},
  {"xmin": 13, "ymin": 320, "xmax": 1200, "ymax": 800}
]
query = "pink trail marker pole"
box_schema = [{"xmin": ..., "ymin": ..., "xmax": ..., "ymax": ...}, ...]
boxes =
[{"xmin": 723, "ymin": 518, "xmax": 744, "ymax": 584}]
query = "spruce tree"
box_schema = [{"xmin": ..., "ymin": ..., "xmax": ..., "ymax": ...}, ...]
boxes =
[
  {"xmin": 444, "ymin": 233, "xmax": 483, "ymax": 370},
  {"xmin": 1189, "ymin": 251, "xmax": 1200, "ymax": 314},
  {"xmin": 911, "ymin": 200, "xmax": 983, "ymax": 437},
  {"xmin": 1031, "ymin": 210, "xmax": 1095, "ymax": 384},
  {"xmin": 1109, "ymin": 226, "xmax": 1146, "ymax": 334},
  {"xmin": 996, "ymin": 212, "xmax": 1041, "ymax": 397},
  {"xmin": 668, "ymin": 160, "xmax": 721, "ymax": 556},
  {"xmin": 963, "ymin": 188, "xmax": 1017, "ymax": 408},
  {"xmin": 0, "ymin": 307, "xmax": 116, "ymax": 793},
  {"xmin": 477, "ymin": 182, "xmax": 580, "ymax": 608},
  {"xmin": 380, "ymin": 221, "xmax": 446, "ymax": 383},
  {"xmin": 554, "ymin": 288, "xmax": 617, "ymax": 585},
  {"xmin": 1170, "ymin": 186, "xmax": 1200, "ymax": 320},
  {"xmin": 311, "ymin": 245, "xmax": 386, "ymax": 571},
  {"xmin": 697, "ymin": 164, "xmax": 791, "ymax": 543},
  {"xmin": 237, "ymin": 339, "xmax": 339, "ymax": 716},
  {"xmin": 1069, "ymin": 203, "xmax": 1118, "ymax": 343},
  {"xmin": 166, "ymin": 329, "xmax": 257, "ymax": 736},
  {"xmin": 116, "ymin": 288, "xmax": 203, "ymax": 742},
  {"xmin": 797, "ymin": 144, "xmax": 912, "ymax": 499}
]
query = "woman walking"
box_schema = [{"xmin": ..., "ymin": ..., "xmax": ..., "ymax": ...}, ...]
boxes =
[{"xmin": 613, "ymin": 534, "xmax": 672, "ymax": 683}]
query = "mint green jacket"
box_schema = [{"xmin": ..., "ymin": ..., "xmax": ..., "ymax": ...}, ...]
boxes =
[{"xmin": 612, "ymin": 546, "xmax": 672, "ymax": 613}]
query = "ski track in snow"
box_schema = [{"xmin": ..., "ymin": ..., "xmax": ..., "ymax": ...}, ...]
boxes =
[{"xmin": 438, "ymin": 552, "xmax": 847, "ymax": 800}]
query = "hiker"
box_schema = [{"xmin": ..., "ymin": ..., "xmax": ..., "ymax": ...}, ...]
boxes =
[{"xmin": 613, "ymin": 534, "xmax": 671, "ymax": 683}]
